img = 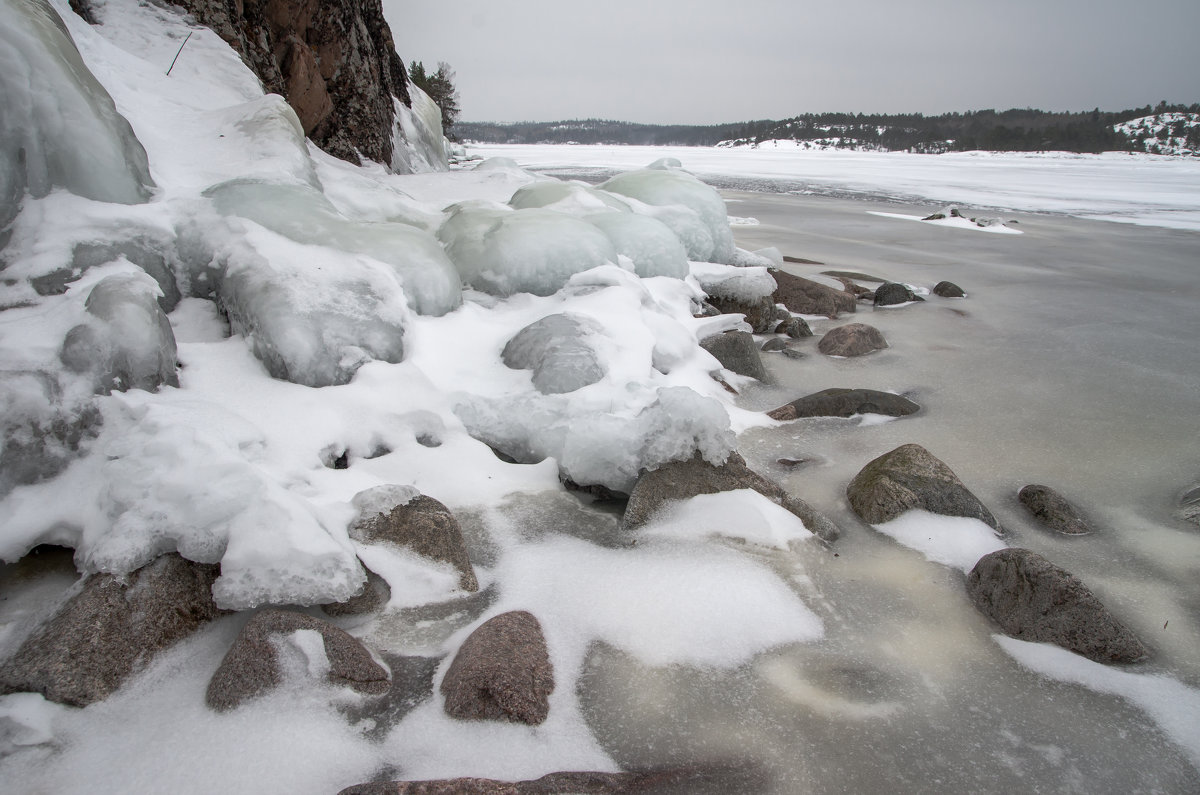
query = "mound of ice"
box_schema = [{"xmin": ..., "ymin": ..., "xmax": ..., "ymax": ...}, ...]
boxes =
[
  {"xmin": 207, "ymin": 219, "xmax": 410, "ymax": 388},
  {"xmin": 501, "ymin": 313, "xmax": 606, "ymax": 395},
  {"xmin": 0, "ymin": 370, "xmax": 99, "ymax": 496},
  {"xmin": 439, "ymin": 207, "xmax": 618, "ymax": 298},
  {"xmin": 508, "ymin": 181, "xmax": 629, "ymax": 214},
  {"xmin": 690, "ymin": 262, "xmax": 777, "ymax": 303},
  {"xmin": 0, "ymin": 0, "xmax": 154, "ymax": 227},
  {"xmin": 471, "ymin": 157, "xmax": 524, "ymax": 172},
  {"xmin": 584, "ymin": 212, "xmax": 689, "ymax": 279},
  {"xmin": 456, "ymin": 386, "xmax": 734, "ymax": 494},
  {"xmin": 601, "ymin": 167, "xmax": 734, "ymax": 264},
  {"xmin": 205, "ymin": 179, "xmax": 461, "ymax": 317},
  {"xmin": 60, "ymin": 272, "xmax": 178, "ymax": 394},
  {"xmin": 391, "ymin": 84, "xmax": 448, "ymax": 175}
]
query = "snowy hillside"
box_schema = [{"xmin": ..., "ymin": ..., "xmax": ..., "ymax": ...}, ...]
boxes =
[{"xmin": 1114, "ymin": 112, "xmax": 1200, "ymax": 156}]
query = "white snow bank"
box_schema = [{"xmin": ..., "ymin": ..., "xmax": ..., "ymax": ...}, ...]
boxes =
[
  {"xmin": 641, "ymin": 489, "xmax": 815, "ymax": 550},
  {"xmin": 871, "ymin": 510, "xmax": 1006, "ymax": 573}
]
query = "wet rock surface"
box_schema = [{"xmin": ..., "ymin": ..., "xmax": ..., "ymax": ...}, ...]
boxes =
[
  {"xmin": 769, "ymin": 268, "xmax": 857, "ymax": 318},
  {"xmin": 767, "ymin": 388, "xmax": 920, "ymax": 421},
  {"xmin": 700, "ymin": 331, "xmax": 769, "ymax": 381},
  {"xmin": 967, "ymin": 548, "xmax": 1149, "ymax": 664},
  {"xmin": 817, "ymin": 323, "xmax": 888, "ymax": 357},
  {"xmin": 351, "ymin": 486, "xmax": 479, "ymax": 592},
  {"xmin": 846, "ymin": 443, "xmax": 1002, "ymax": 532},
  {"xmin": 441, "ymin": 610, "xmax": 554, "ymax": 725},
  {"xmin": 0, "ymin": 554, "xmax": 221, "ymax": 706},
  {"xmin": 623, "ymin": 452, "xmax": 839, "ymax": 542},
  {"xmin": 1018, "ymin": 484, "xmax": 1092, "ymax": 535},
  {"xmin": 206, "ymin": 609, "xmax": 390, "ymax": 711}
]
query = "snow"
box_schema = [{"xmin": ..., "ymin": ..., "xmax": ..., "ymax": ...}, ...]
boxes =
[
  {"xmin": 690, "ymin": 261, "xmax": 777, "ymax": 303},
  {"xmin": 639, "ymin": 488, "xmax": 815, "ymax": 550},
  {"xmin": 871, "ymin": 510, "xmax": 1006, "ymax": 573},
  {"xmin": 867, "ymin": 210, "xmax": 1024, "ymax": 234},
  {"xmin": 471, "ymin": 143, "xmax": 1200, "ymax": 231}
]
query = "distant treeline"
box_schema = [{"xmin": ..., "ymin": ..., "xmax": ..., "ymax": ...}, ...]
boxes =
[{"xmin": 457, "ymin": 102, "xmax": 1200, "ymax": 153}]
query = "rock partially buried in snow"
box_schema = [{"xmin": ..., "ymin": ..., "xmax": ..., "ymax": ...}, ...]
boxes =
[
  {"xmin": 966, "ymin": 548, "xmax": 1149, "ymax": 664},
  {"xmin": 441, "ymin": 610, "xmax": 554, "ymax": 725},
  {"xmin": 933, "ymin": 280, "xmax": 967, "ymax": 298},
  {"xmin": 818, "ymin": 323, "xmax": 888, "ymax": 357},
  {"xmin": 206, "ymin": 609, "xmax": 390, "ymax": 711},
  {"xmin": 350, "ymin": 486, "xmax": 478, "ymax": 592},
  {"xmin": 623, "ymin": 452, "xmax": 840, "ymax": 542},
  {"xmin": 700, "ymin": 331, "xmax": 769, "ymax": 382},
  {"xmin": 60, "ymin": 273, "xmax": 179, "ymax": 394},
  {"xmin": 1018, "ymin": 484, "xmax": 1092, "ymax": 535},
  {"xmin": 0, "ymin": 554, "xmax": 221, "ymax": 707},
  {"xmin": 501, "ymin": 313, "xmax": 605, "ymax": 395},
  {"xmin": 846, "ymin": 443, "xmax": 1002, "ymax": 532},
  {"xmin": 768, "ymin": 388, "xmax": 919, "ymax": 421}
]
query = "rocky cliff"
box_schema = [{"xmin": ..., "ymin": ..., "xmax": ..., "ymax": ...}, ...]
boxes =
[{"xmin": 163, "ymin": 0, "xmax": 413, "ymax": 167}]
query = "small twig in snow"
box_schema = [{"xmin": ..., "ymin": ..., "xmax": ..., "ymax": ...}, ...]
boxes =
[{"xmin": 166, "ymin": 31, "xmax": 192, "ymax": 77}]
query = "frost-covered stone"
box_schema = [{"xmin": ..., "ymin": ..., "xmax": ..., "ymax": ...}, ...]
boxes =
[
  {"xmin": 501, "ymin": 313, "xmax": 606, "ymax": 395},
  {"xmin": 206, "ymin": 178, "xmax": 461, "ymax": 316},
  {"xmin": 206, "ymin": 609, "xmax": 390, "ymax": 711},
  {"xmin": 0, "ymin": 554, "xmax": 221, "ymax": 707},
  {"xmin": 441, "ymin": 611, "xmax": 553, "ymax": 725},
  {"xmin": 0, "ymin": 371, "xmax": 100, "ymax": 496},
  {"xmin": 0, "ymin": 0, "xmax": 153, "ymax": 229},
  {"xmin": 456, "ymin": 386, "xmax": 736, "ymax": 495},
  {"xmin": 60, "ymin": 273, "xmax": 179, "ymax": 394},
  {"xmin": 439, "ymin": 206, "xmax": 617, "ymax": 297},
  {"xmin": 601, "ymin": 167, "xmax": 735, "ymax": 264}
]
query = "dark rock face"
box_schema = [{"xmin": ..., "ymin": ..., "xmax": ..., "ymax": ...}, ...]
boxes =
[
  {"xmin": 872, "ymin": 282, "xmax": 922, "ymax": 306},
  {"xmin": 700, "ymin": 331, "xmax": 769, "ymax": 381},
  {"xmin": 0, "ymin": 554, "xmax": 221, "ymax": 706},
  {"xmin": 768, "ymin": 388, "xmax": 919, "ymax": 421},
  {"xmin": 623, "ymin": 452, "xmax": 840, "ymax": 542},
  {"xmin": 817, "ymin": 323, "xmax": 887, "ymax": 357},
  {"xmin": 706, "ymin": 294, "xmax": 776, "ymax": 333},
  {"xmin": 168, "ymin": 0, "xmax": 411, "ymax": 165},
  {"xmin": 967, "ymin": 548, "xmax": 1149, "ymax": 664},
  {"xmin": 1018, "ymin": 484, "xmax": 1092, "ymax": 535},
  {"xmin": 933, "ymin": 281, "xmax": 966, "ymax": 298},
  {"xmin": 351, "ymin": 487, "xmax": 478, "ymax": 592},
  {"xmin": 846, "ymin": 443, "xmax": 1002, "ymax": 532},
  {"xmin": 441, "ymin": 611, "xmax": 554, "ymax": 725},
  {"xmin": 769, "ymin": 269, "xmax": 857, "ymax": 318},
  {"xmin": 206, "ymin": 609, "xmax": 390, "ymax": 711}
]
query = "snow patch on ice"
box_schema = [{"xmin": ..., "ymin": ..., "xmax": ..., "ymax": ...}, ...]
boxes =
[{"xmin": 872, "ymin": 510, "xmax": 1006, "ymax": 573}]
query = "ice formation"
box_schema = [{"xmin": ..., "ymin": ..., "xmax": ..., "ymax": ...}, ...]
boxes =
[
  {"xmin": 391, "ymin": 84, "xmax": 448, "ymax": 175},
  {"xmin": 0, "ymin": 0, "xmax": 154, "ymax": 228},
  {"xmin": 501, "ymin": 313, "xmax": 607, "ymax": 395},
  {"xmin": 583, "ymin": 212, "xmax": 689, "ymax": 279},
  {"xmin": 601, "ymin": 167, "xmax": 735, "ymax": 263},
  {"xmin": 690, "ymin": 261, "xmax": 777, "ymax": 303}
]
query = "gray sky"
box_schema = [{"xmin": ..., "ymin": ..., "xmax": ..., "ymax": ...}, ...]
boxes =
[{"xmin": 385, "ymin": 0, "xmax": 1200, "ymax": 125}]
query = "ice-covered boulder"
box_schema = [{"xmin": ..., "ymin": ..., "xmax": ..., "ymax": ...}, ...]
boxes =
[
  {"xmin": 585, "ymin": 212, "xmax": 689, "ymax": 279},
  {"xmin": 0, "ymin": 0, "xmax": 154, "ymax": 229},
  {"xmin": 508, "ymin": 181, "xmax": 629, "ymax": 214},
  {"xmin": 691, "ymin": 262, "xmax": 778, "ymax": 332},
  {"xmin": 205, "ymin": 179, "xmax": 461, "ymax": 316},
  {"xmin": 439, "ymin": 207, "xmax": 618, "ymax": 298},
  {"xmin": 0, "ymin": 371, "xmax": 100, "ymax": 496},
  {"xmin": 601, "ymin": 167, "xmax": 734, "ymax": 264},
  {"xmin": 60, "ymin": 272, "xmax": 179, "ymax": 394},
  {"xmin": 456, "ymin": 386, "xmax": 736, "ymax": 495},
  {"xmin": 501, "ymin": 313, "xmax": 606, "ymax": 395}
]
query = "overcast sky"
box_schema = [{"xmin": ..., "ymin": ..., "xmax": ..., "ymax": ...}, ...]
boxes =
[{"xmin": 385, "ymin": 0, "xmax": 1200, "ymax": 125}]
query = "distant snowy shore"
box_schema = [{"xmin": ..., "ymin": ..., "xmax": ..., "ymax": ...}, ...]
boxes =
[{"xmin": 466, "ymin": 144, "xmax": 1200, "ymax": 231}]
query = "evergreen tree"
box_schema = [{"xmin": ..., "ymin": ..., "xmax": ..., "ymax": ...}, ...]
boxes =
[{"xmin": 409, "ymin": 60, "xmax": 461, "ymax": 137}]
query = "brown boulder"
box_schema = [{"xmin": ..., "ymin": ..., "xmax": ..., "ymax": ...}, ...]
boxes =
[
  {"xmin": 1018, "ymin": 484, "xmax": 1092, "ymax": 535},
  {"xmin": 699, "ymin": 331, "xmax": 769, "ymax": 381},
  {"xmin": 769, "ymin": 268, "xmax": 857, "ymax": 318},
  {"xmin": 206, "ymin": 609, "xmax": 390, "ymax": 711},
  {"xmin": 768, "ymin": 388, "xmax": 919, "ymax": 421},
  {"xmin": 0, "ymin": 554, "xmax": 221, "ymax": 706},
  {"xmin": 441, "ymin": 611, "xmax": 554, "ymax": 725},
  {"xmin": 967, "ymin": 548, "xmax": 1149, "ymax": 664},
  {"xmin": 817, "ymin": 323, "xmax": 888, "ymax": 357}
]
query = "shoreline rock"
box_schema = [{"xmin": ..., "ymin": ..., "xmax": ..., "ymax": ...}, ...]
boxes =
[
  {"xmin": 1018, "ymin": 484, "xmax": 1092, "ymax": 535},
  {"xmin": 768, "ymin": 388, "xmax": 919, "ymax": 421}
]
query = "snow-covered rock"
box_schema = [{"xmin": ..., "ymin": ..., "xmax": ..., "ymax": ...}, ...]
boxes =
[{"xmin": 601, "ymin": 166, "xmax": 736, "ymax": 263}]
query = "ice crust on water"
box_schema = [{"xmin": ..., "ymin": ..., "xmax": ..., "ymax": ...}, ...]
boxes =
[
  {"xmin": 205, "ymin": 178, "xmax": 462, "ymax": 316},
  {"xmin": 601, "ymin": 166, "xmax": 735, "ymax": 263},
  {"xmin": 0, "ymin": 0, "xmax": 153, "ymax": 226},
  {"xmin": 439, "ymin": 206, "xmax": 618, "ymax": 297},
  {"xmin": 60, "ymin": 271, "xmax": 179, "ymax": 394}
]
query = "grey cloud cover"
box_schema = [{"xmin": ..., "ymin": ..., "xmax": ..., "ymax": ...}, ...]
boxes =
[{"xmin": 386, "ymin": 0, "xmax": 1200, "ymax": 124}]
